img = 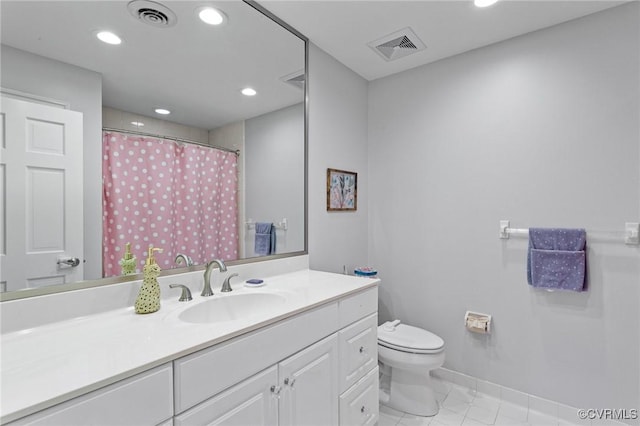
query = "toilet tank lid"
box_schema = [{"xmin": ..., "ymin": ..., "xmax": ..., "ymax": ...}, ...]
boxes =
[{"xmin": 378, "ymin": 321, "xmax": 444, "ymax": 351}]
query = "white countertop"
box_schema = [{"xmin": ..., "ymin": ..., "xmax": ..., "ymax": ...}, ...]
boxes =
[{"xmin": 0, "ymin": 269, "xmax": 378, "ymax": 424}]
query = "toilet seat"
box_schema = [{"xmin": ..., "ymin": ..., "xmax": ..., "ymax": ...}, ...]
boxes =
[{"xmin": 378, "ymin": 321, "xmax": 444, "ymax": 354}]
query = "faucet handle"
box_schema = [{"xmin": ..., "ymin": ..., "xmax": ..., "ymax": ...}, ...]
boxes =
[
  {"xmin": 221, "ymin": 273, "xmax": 239, "ymax": 293},
  {"xmin": 169, "ymin": 284, "xmax": 193, "ymax": 301}
]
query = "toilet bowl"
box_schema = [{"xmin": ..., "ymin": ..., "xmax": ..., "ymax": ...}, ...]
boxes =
[{"xmin": 378, "ymin": 320, "xmax": 445, "ymax": 417}]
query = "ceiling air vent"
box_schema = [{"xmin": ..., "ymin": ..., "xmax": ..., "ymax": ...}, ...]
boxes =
[
  {"xmin": 127, "ymin": 0, "xmax": 177, "ymax": 28},
  {"xmin": 368, "ymin": 27, "xmax": 426, "ymax": 62},
  {"xmin": 280, "ymin": 70, "xmax": 306, "ymax": 90}
]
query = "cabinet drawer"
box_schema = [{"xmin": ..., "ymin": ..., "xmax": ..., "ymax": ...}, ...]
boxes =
[
  {"xmin": 339, "ymin": 366, "xmax": 379, "ymax": 426},
  {"xmin": 339, "ymin": 313, "xmax": 377, "ymax": 393},
  {"xmin": 9, "ymin": 364, "xmax": 173, "ymax": 426},
  {"xmin": 338, "ymin": 287, "xmax": 378, "ymax": 328}
]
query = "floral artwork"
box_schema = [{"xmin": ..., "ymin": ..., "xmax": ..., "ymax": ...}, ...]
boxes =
[{"xmin": 327, "ymin": 168, "xmax": 357, "ymax": 211}]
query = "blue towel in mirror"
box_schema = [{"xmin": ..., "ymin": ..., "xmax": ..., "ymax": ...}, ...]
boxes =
[
  {"xmin": 255, "ymin": 222, "xmax": 276, "ymax": 256},
  {"xmin": 527, "ymin": 228, "xmax": 586, "ymax": 291}
]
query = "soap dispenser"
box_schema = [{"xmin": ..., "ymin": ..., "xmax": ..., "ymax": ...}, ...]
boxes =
[
  {"xmin": 134, "ymin": 247, "xmax": 163, "ymax": 314},
  {"xmin": 119, "ymin": 242, "xmax": 137, "ymax": 276}
]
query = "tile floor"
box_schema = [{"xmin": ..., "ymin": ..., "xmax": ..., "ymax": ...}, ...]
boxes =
[{"xmin": 377, "ymin": 376, "xmax": 624, "ymax": 426}]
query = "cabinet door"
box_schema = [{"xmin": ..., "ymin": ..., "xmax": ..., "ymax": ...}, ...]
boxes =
[
  {"xmin": 278, "ymin": 334, "xmax": 339, "ymax": 426},
  {"xmin": 9, "ymin": 364, "xmax": 173, "ymax": 426},
  {"xmin": 174, "ymin": 366, "xmax": 278, "ymax": 426}
]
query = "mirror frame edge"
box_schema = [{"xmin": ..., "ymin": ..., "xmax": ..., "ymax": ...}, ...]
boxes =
[{"xmin": 0, "ymin": 0, "xmax": 309, "ymax": 303}]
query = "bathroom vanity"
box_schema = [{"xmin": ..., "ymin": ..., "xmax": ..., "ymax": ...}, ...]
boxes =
[{"xmin": 0, "ymin": 262, "xmax": 379, "ymax": 426}]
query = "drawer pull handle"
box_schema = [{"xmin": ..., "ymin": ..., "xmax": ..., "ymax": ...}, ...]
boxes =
[
  {"xmin": 359, "ymin": 346, "xmax": 365, "ymax": 354},
  {"xmin": 284, "ymin": 377, "xmax": 296, "ymax": 388},
  {"xmin": 361, "ymin": 406, "xmax": 366, "ymax": 414}
]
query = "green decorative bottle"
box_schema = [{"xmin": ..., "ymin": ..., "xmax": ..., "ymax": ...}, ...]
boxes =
[
  {"xmin": 135, "ymin": 247, "xmax": 162, "ymax": 314},
  {"xmin": 119, "ymin": 242, "xmax": 137, "ymax": 276}
]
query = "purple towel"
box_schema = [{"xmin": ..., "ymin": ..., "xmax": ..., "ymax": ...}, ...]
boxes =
[
  {"xmin": 527, "ymin": 228, "xmax": 586, "ymax": 291},
  {"xmin": 254, "ymin": 222, "xmax": 275, "ymax": 256}
]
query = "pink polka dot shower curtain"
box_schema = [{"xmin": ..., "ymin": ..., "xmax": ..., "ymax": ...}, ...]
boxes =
[{"xmin": 102, "ymin": 131, "xmax": 239, "ymax": 277}]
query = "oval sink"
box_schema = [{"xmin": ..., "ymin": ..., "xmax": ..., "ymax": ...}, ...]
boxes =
[{"xmin": 178, "ymin": 292, "xmax": 287, "ymax": 324}]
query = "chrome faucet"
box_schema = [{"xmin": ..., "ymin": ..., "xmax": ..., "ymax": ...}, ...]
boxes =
[
  {"xmin": 221, "ymin": 273, "xmax": 239, "ymax": 293},
  {"xmin": 169, "ymin": 284, "xmax": 193, "ymax": 301},
  {"xmin": 202, "ymin": 259, "xmax": 227, "ymax": 297},
  {"xmin": 175, "ymin": 253, "xmax": 194, "ymax": 267}
]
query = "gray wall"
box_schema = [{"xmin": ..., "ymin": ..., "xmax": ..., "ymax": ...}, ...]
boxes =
[
  {"xmin": 209, "ymin": 121, "xmax": 247, "ymax": 257},
  {"xmin": 1, "ymin": 45, "xmax": 103, "ymax": 280},
  {"xmin": 245, "ymin": 104, "xmax": 305, "ymax": 256},
  {"xmin": 368, "ymin": 3, "xmax": 639, "ymax": 409},
  {"xmin": 307, "ymin": 44, "xmax": 369, "ymax": 274}
]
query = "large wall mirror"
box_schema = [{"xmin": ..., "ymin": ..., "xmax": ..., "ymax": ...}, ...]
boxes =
[{"xmin": 0, "ymin": 0, "xmax": 307, "ymax": 301}]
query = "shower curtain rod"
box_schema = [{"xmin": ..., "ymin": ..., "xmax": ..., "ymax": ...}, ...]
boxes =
[{"xmin": 102, "ymin": 127, "xmax": 240, "ymax": 156}]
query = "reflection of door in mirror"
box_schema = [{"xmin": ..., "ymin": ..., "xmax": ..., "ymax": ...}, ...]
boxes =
[{"xmin": 0, "ymin": 96, "xmax": 84, "ymax": 292}]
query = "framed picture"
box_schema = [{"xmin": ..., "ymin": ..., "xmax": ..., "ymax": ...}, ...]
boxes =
[{"xmin": 327, "ymin": 168, "xmax": 357, "ymax": 211}]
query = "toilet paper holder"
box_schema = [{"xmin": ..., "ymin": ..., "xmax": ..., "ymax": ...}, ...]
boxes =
[{"xmin": 465, "ymin": 311, "xmax": 491, "ymax": 334}]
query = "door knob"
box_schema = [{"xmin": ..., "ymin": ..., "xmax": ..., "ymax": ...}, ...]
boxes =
[{"xmin": 57, "ymin": 257, "xmax": 81, "ymax": 267}]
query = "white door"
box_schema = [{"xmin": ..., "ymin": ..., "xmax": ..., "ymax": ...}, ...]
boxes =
[
  {"xmin": 174, "ymin": 366, "xmax": 278, "ymax": 426},
  {"xmin": 0, "ymin": 96, "xmax": 83, "ymax": 292},
  {"xmin": 279, "ymin": 334, "xmax": 339, "ymax": 426}
]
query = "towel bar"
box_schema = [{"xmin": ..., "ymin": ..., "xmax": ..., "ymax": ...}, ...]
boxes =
[
  {"xmin": 499, "ymin": 220, "xmax": 639, "ymax": 245},
  {"xmin": 246, "ymin": 218, "xmax": 288, "ymax": 231}
]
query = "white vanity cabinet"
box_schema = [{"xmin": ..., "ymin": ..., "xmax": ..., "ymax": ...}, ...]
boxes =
[
  {"xmin": 7, "ymin": 364, "xmax": 173, "ymax": 426},
  {"xmin": 173, "ymin": 302, "xmax": 340, "ymax": 415},
  {"xmin": 2, "ymin": 274, "xmax": 379, "ymax": 426},
  {"xmin": 173, "ymin": 287, "xmax": 378, "ymax": 426},
  {"xmin": 175, "ymin": 334, "xmax": 339, "ymax": 426}
]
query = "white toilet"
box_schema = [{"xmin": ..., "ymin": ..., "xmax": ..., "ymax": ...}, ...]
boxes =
[{"xmin": 378, "ymin": 320, "xmax": 445, "ymax": 417}]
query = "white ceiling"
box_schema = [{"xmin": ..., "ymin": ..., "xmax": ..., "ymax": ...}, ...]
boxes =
[
  {"xmin": 259, "ymin": 0, "xmax": 626, "ymax": 81},
  {"xmin": 1, "ymin": 0, "xmax": 627, "ymax": 130},
  {"xmin": 0, "ymin": 1, "xmax": 305, "ymax": 130}
]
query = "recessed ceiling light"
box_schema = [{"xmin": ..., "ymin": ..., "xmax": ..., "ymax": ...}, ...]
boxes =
[
  {"xmin": 474, "ymin": 0, "xmax": 499, "ymax": 7},
  {"xmin": 154, "ymin": 108, "xmax": 171, "ymax": 115},
  {"xmin": 96, "ymin": 31, "xmax": 122, "ymax": 45},
  {"xmin": 198, "ymin": 7, "xmax": 227, "ymax": 25},
  {"xmin": 131, "ymin": 121, "xmax": 145, "ymax": 127},
  {"xmin": 241, "ymin": 88, "xmax": 257, "ymax": 97}
]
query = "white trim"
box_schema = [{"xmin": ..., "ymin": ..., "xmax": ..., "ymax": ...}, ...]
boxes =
[
  {"xmin": 432, "ymin": 368, "xmax": 631, "ymax": 425},
  {"xmin": 0, "ymin": 87, "xmax": 70, "ymax": 109}
]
